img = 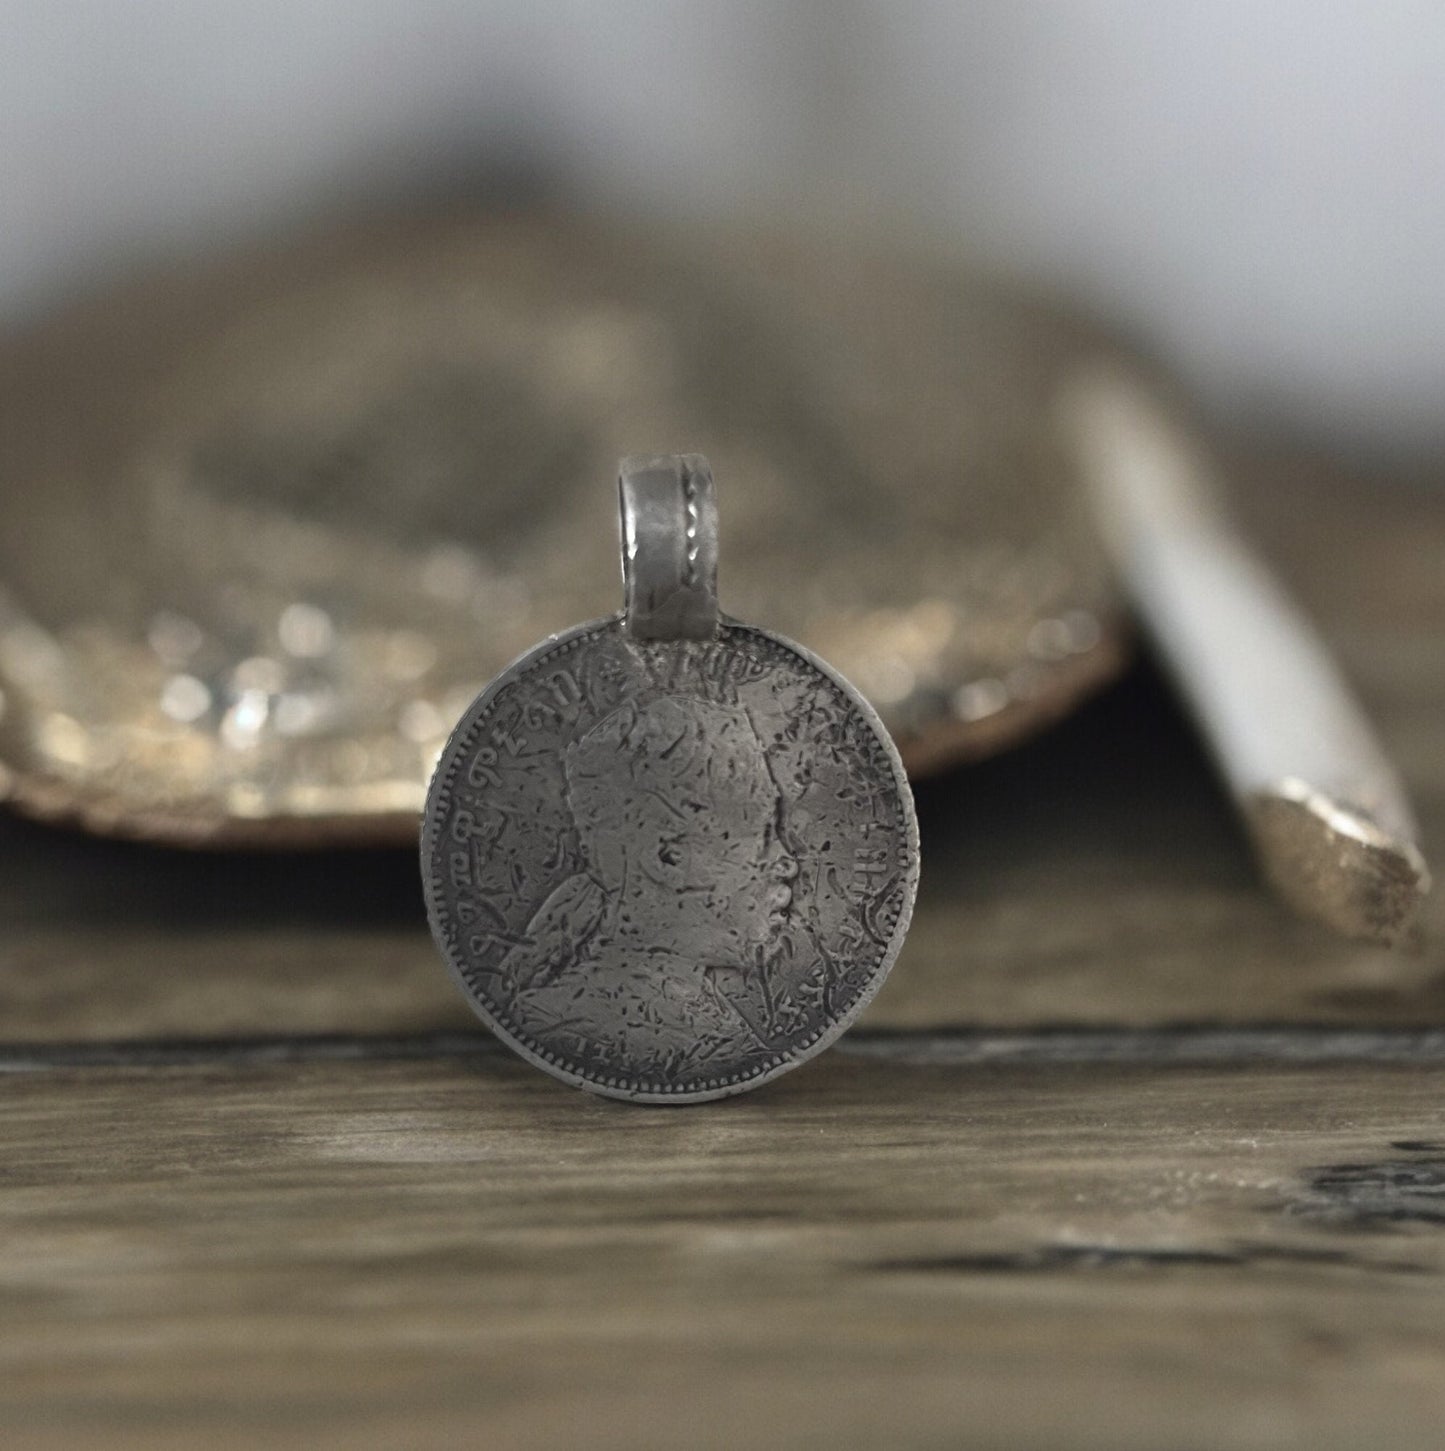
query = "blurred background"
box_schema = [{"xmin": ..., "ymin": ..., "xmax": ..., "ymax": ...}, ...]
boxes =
[{"xmin": 5, "ymin": 0, "xmax": 1444, "ymax": 459}]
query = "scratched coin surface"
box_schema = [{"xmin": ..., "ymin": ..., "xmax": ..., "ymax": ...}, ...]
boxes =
[{"xmin": 422, "ymin": 618, "xmax": 919, "ymax": 1102}]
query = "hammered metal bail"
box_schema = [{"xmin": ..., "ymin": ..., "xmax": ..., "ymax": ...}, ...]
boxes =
[{"xmin": 618, "ymin": 454, "xmax": 720, "ymax": 641}]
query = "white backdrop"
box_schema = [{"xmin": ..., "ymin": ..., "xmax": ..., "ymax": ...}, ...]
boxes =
[{"xmin": 5, "ymin": 1, "xmax": 1443, "ymax": 453}]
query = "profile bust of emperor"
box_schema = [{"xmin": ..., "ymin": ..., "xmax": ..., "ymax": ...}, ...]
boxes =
[{"xmin": 500, "ymin": 693, "xmax": 803, "ymax": 1072}]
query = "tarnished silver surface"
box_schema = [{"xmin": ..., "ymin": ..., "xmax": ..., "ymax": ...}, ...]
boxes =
[
  {"xmin": 0, "ymin": 209, "xmax": 1122, "ymax": 845},
  {"xmin": 422, "ymin": 460, "xmax": 918, "ymax": 1102}
]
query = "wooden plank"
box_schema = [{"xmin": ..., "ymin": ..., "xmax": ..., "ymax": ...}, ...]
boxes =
[{"xmin": 3, "ymin": 1048, "xmax": 1445, "ymax": 1450}]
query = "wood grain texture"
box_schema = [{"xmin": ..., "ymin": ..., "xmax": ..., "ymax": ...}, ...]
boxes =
[{"xmin": 4, "ymin": 1049, "xmax": 1445, "ymax": 1451}]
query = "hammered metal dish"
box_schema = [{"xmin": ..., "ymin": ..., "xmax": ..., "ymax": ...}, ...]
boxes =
[{"xmin": 0, "ymin": 209, "xmax": 1125, "ymax": 845}]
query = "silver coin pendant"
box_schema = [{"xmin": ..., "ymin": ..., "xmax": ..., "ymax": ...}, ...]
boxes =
[{"xmin": 422, "ymin": 455, "xmax": 919, "ymax": 1102}]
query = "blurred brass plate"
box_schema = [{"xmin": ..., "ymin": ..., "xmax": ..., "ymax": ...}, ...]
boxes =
[{"xmin": 0, "ymin": 210, "xmax": 1125, "ymax": 845}]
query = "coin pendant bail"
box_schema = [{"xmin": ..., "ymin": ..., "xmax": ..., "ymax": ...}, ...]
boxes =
[{"xmin": 619, "ymin": 453, "xmax": 720, "ymax": 641}]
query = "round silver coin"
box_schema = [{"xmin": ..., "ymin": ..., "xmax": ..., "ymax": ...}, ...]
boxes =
[{"xmin": 422, "ymin": 456, "xmax": 918, "ymax": 1102}]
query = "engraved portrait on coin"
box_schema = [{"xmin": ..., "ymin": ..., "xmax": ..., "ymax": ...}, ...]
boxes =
[
  {"xmin": 422, "ymin": 456, "xmax": 919, "ymax": 1102},
  {"xmin": 423, "ymin": 621, "xmax": 917, "ymax": 1102}
]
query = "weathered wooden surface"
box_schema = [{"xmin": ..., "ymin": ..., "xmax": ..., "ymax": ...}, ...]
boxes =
[
  {"xmin": 0, "ymin": 460, "xmax": 1441, "ymax": 1449},
  {"xmin": 4, "ymin": 1047, "xmax": 1445, "ymax": 1451}
]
